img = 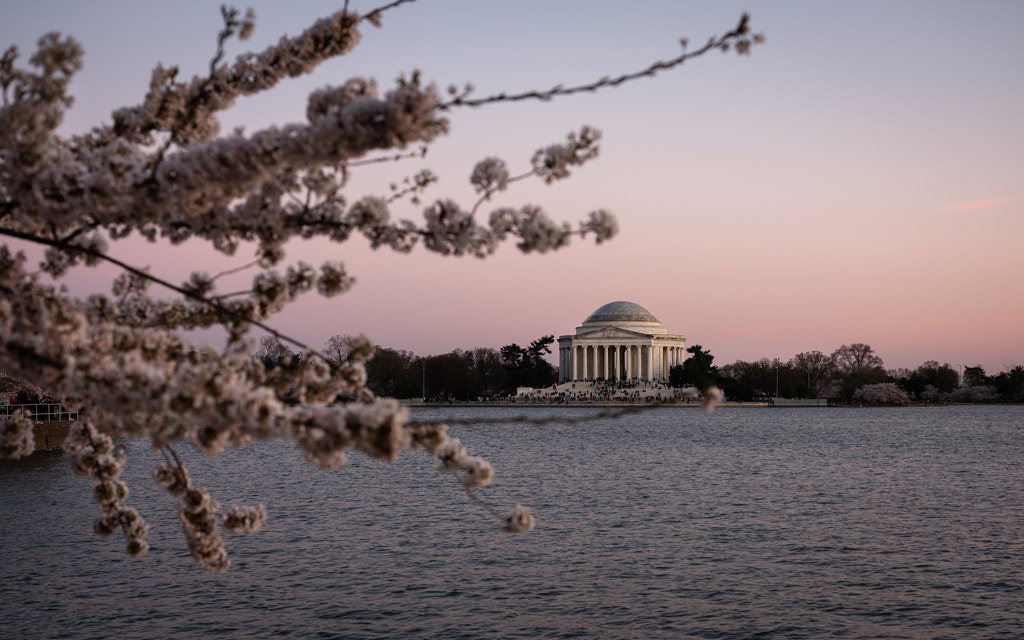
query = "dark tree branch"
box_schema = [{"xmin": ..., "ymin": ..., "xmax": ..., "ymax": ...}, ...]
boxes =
[{"xmin": 441, "ymin": 13, "xmax": 757, "ymax": 110}]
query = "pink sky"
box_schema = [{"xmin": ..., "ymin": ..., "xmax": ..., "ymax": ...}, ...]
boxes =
[{"xmin": 3, "ymin": 1, "xmax": 1023, "ymax": 374}]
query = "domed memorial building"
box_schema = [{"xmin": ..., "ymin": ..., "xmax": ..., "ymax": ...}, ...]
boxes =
[{"xmin": 557, "ymin": 301, "xmax": 686, "ymax": 382}]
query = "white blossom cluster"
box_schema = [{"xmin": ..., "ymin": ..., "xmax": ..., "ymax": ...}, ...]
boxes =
[
  {"xmin": 223, "ymin": 503, "xmax": 268, "ymax": 535},
  {"xmin": 531, "ymin": 126, "xmax": 601, "ymax": 184},
  {"xmin": 852, "ymin": 382, "xmax": 910, "ymax": 405},
  {"xmin": 153, "ymin": 456, "xmax": 267, "ymax": 572},
  {"xmin": 1, "ymin": 4, "xmax": 756, "ymax": 570},
  {"xmin": 63, "ymin": 421, "xmax": 150, "ymax": 558},
  {"xmin": 503, "ymin": 505, "xmax": 535, "ymax": 534},
  {"xmin": 0, "ymin": 412, "xmax": 35, "ymax": 459}
]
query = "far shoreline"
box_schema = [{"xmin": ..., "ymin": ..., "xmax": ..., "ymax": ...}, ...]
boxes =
[
  {"xmin": 406, "ymin": 401, "xmax": 762, "ymax": 409},
  {"xmin": 402, "ymin": 400, "xmax": 1000, "ymax": 409}
]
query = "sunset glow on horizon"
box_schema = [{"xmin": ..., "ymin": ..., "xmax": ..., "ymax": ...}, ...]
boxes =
[
  {"xmin": 2, "ymin": 0, "xmax": 1022, "ymax": 375},
  {"xmin": 937, "ymin": 199, "xmax": 1011, "ymax": 213}
]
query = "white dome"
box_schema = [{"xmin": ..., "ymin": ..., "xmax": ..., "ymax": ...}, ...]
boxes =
[{"xmin": 583, "ymin": 301, "xmax": 659, "ymax": 324}]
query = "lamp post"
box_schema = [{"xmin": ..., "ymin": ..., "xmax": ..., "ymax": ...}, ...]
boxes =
[{"xmin": 774, "ymin": 357, "xmax": 781, "ymax": 398}]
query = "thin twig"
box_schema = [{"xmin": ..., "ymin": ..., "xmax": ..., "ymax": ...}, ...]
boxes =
[
  {"xmin": 210, "ymin": 260, "xmax": 259, "ymax": 282},
  {"xmin": 463, "ymin": 487, "xmax": 504, "ymax": 522},
  {"xmin": 468, "ymin": 170, "xmax": 533, "ymax": 217}
]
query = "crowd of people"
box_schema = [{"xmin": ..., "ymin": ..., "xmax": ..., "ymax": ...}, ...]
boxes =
[{"xmin": 510, "ymin": 378, "xmax": 703, "ymax": 405}]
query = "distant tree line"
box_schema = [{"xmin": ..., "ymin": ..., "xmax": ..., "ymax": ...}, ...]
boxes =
[
  {"xmin": 248, "ymin": 336, "xmax": 1024, "ymax": 405},
  {"xmin": 668, "ymin": 343, "xmax": 1024, "ymax": 404},
  {"xmin": 254, "ymin": 335, "xmax": 557, "ymax": 400}
]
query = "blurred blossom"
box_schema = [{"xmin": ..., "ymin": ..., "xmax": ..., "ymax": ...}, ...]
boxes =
[
  {"xmin": 702, "ymin": 386, "xmax": 725, "ymax": 413},
  {"xmin": 470, "ymin": 157, "xmax": 510, "ymax": 195},
  {"xmin": 223, "ymin": 504, "xmax": 268, "ymax": 534},
  {"xmin": 0, "ymin": 413, "xmax": 35, "ymax": 459},
  {"xmin": 504, "ymin": 505, "xmax": 535, "ymax": 533}
]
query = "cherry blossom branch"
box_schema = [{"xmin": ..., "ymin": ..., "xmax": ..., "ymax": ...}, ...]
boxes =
[
  {"xmin": 0, "ymin": 226, "xmax": 317, "ymax": 355},
  {"xmin": 64, "ymin": 421, "xmax": 150, "ymax": 558},
  {"xmin": 385, "ymin": 169, "xmax": 437, "ymax": 204},
  {"xmin": 147, "ymin": 6, "xmax": 258, "ymax": 181},
  {"xmin": 0, "ymin": 5, "xmax": 749, "ymax": 569},
  {"xmin": 441, "ymin": 13, "xmax": 762, "ymax": 110}
]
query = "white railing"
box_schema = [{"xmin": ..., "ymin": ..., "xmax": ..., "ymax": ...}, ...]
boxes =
[{"xmin": 1, "ymin": 403, "xmax": 79, "ymax": 423}]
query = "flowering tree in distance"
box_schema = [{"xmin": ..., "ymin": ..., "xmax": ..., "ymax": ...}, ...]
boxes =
[
  {"xmin": 852, "ymin": 383, "xmax": 911, "ymax": 405},
  {"xmin": 0, "ymin": 3, "xmax": 763, "ymax": 570}
]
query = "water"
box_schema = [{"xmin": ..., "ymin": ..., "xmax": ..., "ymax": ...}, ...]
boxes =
[{"xmin": 2, "ymin": 406, "xmax": 1022, "ymax": 639}]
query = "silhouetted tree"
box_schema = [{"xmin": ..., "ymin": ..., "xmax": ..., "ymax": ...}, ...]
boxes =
[
  {"xmin": 670, "ymin": 344, "xmax": 718, "ymax": 390},
  {"xmin": 993, "ymin": 366, "xmax": 1024, "ymax": 402},
  {"xmin": 963, "ymin": 365, "xmax": 990, "ymax": 388},
  {"xmin": 831, "ymin": 343, "xmax": 887, "ymax": 399},
  {"xmin": 467, "ymin": 347, "xmax": 504, "ymax": 397},
  {"xmin": 718, "ymin": 359, "xmax": 771, "ymax": 400},
  {"xmin": 500, "ymin": 335, "xmax": 556, "ymax": 391},
  {"xmin": 365, "ymin": 347, "xmax": 418, "ymax": 398},
  {"xmin": 900, "ymin": 361, "xmax": 959, "ymax": 400},
  {"xmin": 789, "ymin": 350, "xmax": 835, "ymax": 397}
]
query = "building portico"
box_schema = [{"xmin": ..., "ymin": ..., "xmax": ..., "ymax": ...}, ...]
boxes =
[{"xmin": 557, "ymin": 301, "xmax": 686, "ymax": 383}]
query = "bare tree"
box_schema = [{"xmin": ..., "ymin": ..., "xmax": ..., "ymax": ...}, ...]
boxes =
[
  {"xmin": 789, "ymin": 350, "xmax": 835, "ymax": 397},
  {"xmin": 831, "ymin": 343, "xmax": 887, "ymax": 398},
  {"xmin": 321, "ymin": 334, "xmax": 358, "ymax": 369},
  {"xmin": 831, "ymin": 343, "xmax": 884, "ymax": 370},
  {"xmin": 253, "ymin": 335, "xmax": 294, "ymax": 369}
]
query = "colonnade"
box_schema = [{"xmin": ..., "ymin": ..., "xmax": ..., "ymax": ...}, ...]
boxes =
[{"xmin": 558, "ymin": 343, "xmax": 686, "ymax": 382}]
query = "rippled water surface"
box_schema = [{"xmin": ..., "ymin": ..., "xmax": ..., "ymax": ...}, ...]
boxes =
[{"xmin": 2, "ymin": 406, "xmax": 1023, "ymax": 639}]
